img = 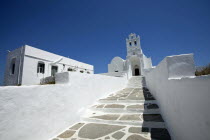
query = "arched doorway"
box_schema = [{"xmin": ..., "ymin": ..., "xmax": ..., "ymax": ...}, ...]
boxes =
[
  {"xmin": 129, "ymin": 56, "xmax": 141, "ymax": 76},
  {"xmin": 134, "ymin": 65, "xmax": 140, "ymax": 76},
  {"xmin": 135, "ymin": 68, "xmax": 140, "ymax": 76}
]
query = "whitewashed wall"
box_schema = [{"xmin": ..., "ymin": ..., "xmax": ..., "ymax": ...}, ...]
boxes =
[
  {"xmin": 100, "ymin": 72, "xmax": 126, "ymax": 77},
  {"xmin": 0, "ymin": 73, "xmax": 127, "ymax": 140},
  {"xmin": 24, "ymin": 45, "xmax": 93, "ymax": 71},
  {"xmin": 21, "ymin": 56, "xmax": 49, "ymax": 85},
  {"xmin": 145, "ymin": 54, "xmax": 210, "ymax": 140},
  {"xmin": 5, "ymin": 45, "xmax": 94, "ymax": 85},
  {"xmin": 143, "ymin": 54, "xmax": 152, "ymax": 69},
  {"xmin": 4, "ymin": 47, "xmax": 25, "ymax": 85},
  {"xmin": 108, "ymin": 56, "xmax": 125, "ymax": 73},
  {"xmin": 22, "ymin": 56, "xmax": 93, "ymax": 85},
  {"xmin": 127, "ymin": 62, "xmax": 133, "ymax": 79}
]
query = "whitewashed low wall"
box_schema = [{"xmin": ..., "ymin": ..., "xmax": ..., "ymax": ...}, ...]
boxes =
[
  {"xmin": 0, "ymin": 73, "xmax": 127, "ymax": 140},
  {"xmin": 100, "ymin": 72, "xmax": 126, "ymax": 77},
  {"xmin": 145, "ymin": 54, "xmax": 210, "ymax": 140}
]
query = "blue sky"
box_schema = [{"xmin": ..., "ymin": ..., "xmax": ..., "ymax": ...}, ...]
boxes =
[{"xmin": 0, "ymin": 0, "xmax": 210, "ymax": 85}]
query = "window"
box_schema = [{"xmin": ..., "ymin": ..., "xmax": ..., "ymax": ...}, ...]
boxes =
[
  {"xmin": 87, "ymin": 71, "xmax": 90, "ymax": 74},
  {"xmin": 115, "ymin": 70, "xmax": 118, "ymax": 72},
  {"xmin": 10, "ymin": 58, "xmax": 16, "ymax": 75},
  {"xmin": 12, "ymin": 63, "xmax": 15, "ymax": 74},
  {"xmin": 134, "ymin": 41, "xmax": 137, "ymax": 45},
  {"xmin": 68, "ymin": 68, "xmax": 73, "ymax": 71},
  {"xmin": 80, "ymin": 70, "xmax": 84, "ymax": 73},
  {"xmin": 133, "ymin": 52, "xmax": 135, "ymax": 55},
  {"xmin": 129, "ymin": 42, "xmax": 132, "ymax": 46},
  {"xmin": 37, "ymin": 62, "xmax": 45, "ymax": 74}
]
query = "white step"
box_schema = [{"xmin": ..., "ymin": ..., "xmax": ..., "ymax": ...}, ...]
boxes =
[
  {"xmin": 82, "ymin": 117, "xmax": 166, "ymax": 128},
  {"xmin": 127, "ymin": 76, "xmax": 145, "ymax": 88}
]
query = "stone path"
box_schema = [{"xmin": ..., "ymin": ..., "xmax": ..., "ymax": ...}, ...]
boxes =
[{"xmin": 52, "ymin": 76, "xmax": 171, "ymax": 140}]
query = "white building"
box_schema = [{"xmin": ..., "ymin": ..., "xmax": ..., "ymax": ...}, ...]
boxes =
[
  {"xmin": 107, "ymin": 33, "xmax": 152, "ymax": 77},
  {"xmin": 4, "ymin": 45, "xmax": 94, "ymax": 86}
]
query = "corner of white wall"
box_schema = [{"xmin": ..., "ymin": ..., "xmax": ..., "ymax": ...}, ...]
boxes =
[
  {"xmin": 166, "ymin": 54, "xmax": 195, "ymax": 79},
  {"xmin": 55, "ymin": 72, "xmax": 70, "ymax": 84},
  {"xmin": 144, "ymin": 53, "xmax": 210, "ymax": 140}
]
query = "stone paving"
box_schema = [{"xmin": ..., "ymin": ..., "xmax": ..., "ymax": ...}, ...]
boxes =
[{"xmin": 52, "ymin": 76, "xmax": 171, "ymax": 140}]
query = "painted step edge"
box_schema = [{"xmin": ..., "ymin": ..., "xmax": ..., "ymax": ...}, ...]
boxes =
[
  {"xmin": 82, "ymin": 117, "xmax": 166, "ymax": 128},
  {"xmin": 89, "ymin": 108, "xmax": 160, "ymax": 114},
  {"xmin": 98, "ymin": 100, "xmax": 157, "ymax": 104}
]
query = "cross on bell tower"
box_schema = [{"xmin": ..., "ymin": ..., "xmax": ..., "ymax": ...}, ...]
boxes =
[{"xmin": 126, "ymin": 33, "xmax": 142, "ymax": 58}]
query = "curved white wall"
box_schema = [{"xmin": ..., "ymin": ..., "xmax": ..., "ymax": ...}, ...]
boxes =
[{"xmin": 108, "ymin": 56, "xmax": 125, "ymax": 72}]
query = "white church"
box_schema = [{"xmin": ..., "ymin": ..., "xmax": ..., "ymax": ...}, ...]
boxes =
[{"xmin": 106, "ymin": 33, "xmax": 152, "ymax": 77}]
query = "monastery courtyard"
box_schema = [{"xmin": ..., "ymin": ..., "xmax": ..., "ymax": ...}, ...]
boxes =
[{"xmin": 52, "ymin": 76, "xmax": 171, "ymax": 140}]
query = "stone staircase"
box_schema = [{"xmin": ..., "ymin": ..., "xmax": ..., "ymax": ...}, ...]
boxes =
[
  {"xmin": 52, "ymin": 77, "xmax": 171, "ymax": 140},
  {"xmin": 127, "ymin": 76, "xmax": 146, "ymax": 88}
]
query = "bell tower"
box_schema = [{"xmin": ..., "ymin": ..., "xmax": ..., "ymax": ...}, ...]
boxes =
[{"xmin": 126, "ymin": 33, "xmax": 142, "ymax": 59}]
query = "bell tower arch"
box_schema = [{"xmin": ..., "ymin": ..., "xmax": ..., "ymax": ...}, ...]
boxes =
[
  {"xmin": 126, "ymin": 33, "xmax": 143, "ymax": 76},
  {"xmin": 126, "ymin": 33, "xmax": 142, "ymax": 59}
]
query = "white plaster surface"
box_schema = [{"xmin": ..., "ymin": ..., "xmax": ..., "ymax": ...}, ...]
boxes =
[
  {"xmin": 108, "ymin": 57, "xmax": 125, "ymax": 73},
  {"xmin": 55, "ymin": 72, "xmax": 70, "ymax": 84},
  {"xmin": 126, "ymin": 33, "xmax": 142, "ymax": 57},
  {"xmin": 100, "ymin": 72, "xmax": 126, "ymax": 77},
  {"xmin": 167, "ymin": 54, "xmax": 195, "ymax": 78},
  {"xmin": 143, "ymin": 54, "xmax": 152, "ymax": 69},
  {"xmin": 144, "ymin": 54, "xmax": 210, "ymax": 140},
  {"xmin": 24, "ymin": 45, "xmax": 93, "ymax": 71},
  {"xmin": 4, "ymin": 47, "xmax": 25, "ymax": 85},
  {"xmin": 0, "ymin": 73, "xmax": 127, "ymax": 140},
  {"xmin": 4, "ymin": 45, "xmax": 94, "ymax": 86}
]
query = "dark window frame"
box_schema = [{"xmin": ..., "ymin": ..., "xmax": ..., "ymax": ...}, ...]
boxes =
[
  {"xmin": 68, "ymin": 68, "xmax": 73, "ymax": 71},
  {"xmin": 10, "ymin": 58, "xmax": 16, "ymax": 75},
  {"xmin": 37, "ymin": 62, "xmax": 45, "ymax": 74}
]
